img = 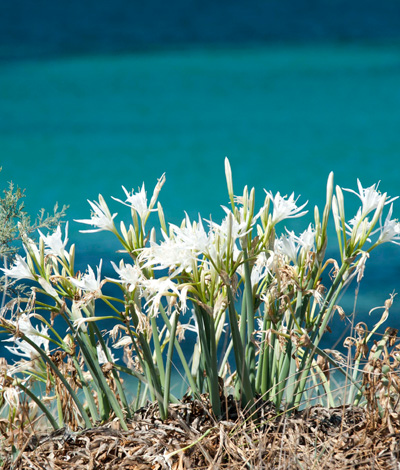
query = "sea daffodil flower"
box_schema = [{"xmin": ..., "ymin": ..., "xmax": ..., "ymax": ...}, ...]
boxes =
[
  {"xmin": 3, "ymin": 313, "xmax": 50, "ymax": 371},
  {"xmin": 141, "ymin": 234, "xmax": 196, "ymax": 276},
  {"xmin": 375, "ymin": 204, "xmax": 400, "ymax": 246},
  {"xmin": 108, "ymin": 260, "xmax": 143, "ymax": 291},
  {"xmin": 113, "ymin": 183, "xmax": 149, "ymax": 220},
  {"xmin": 75, "ymin": 196, "xmax": 117, "ymax": 233},
  {"xmin": 112, "ymin": 174, "xmax": 165, "ymax": 219},
  {"xmin": 70, "ymin": 261, "xmax": 103, "ymax": 293},
  {"xmin": 265, "ymin": 191, "xmax": 308, "ymax": 225},
  {"xmin": 343, "ymin": 179, "xmax": 398, "ymax": 218},
  {"xmin": 38, "ymin": 223, "xmax": 69, "ymax": 258},
  {"xmin": 1, "ymin": 254, "xmax": 36, "ymax": 281}
]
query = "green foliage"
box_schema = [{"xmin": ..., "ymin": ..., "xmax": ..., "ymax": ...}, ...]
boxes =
[{"xmin": 0, "ymin": 169, "xmax": 68, "ymax": 296}]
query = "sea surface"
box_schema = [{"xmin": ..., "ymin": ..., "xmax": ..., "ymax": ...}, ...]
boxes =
[{"xmin": 1, "ymin": 2, "xmax": 400, "ymax": 370}]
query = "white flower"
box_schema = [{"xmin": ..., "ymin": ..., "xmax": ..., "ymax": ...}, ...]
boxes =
[
  {"xmin": 376, "ymin": 204, "xmax": 400, "ymax": 245},
  {"xmin": 70, "ymin": 301, "xmax": 86, "ymax": 332},
  {"xmin": 206, "ymin": 206, "xmax": 254, "ymax": 260},
  {"xmin": 38, "ymin": 223, "xmax": 69, "ymax": 258},
  {"xmin": 171, "ymin": 213, "xmax": 210, "ymax": 253},
  {"xmin": 265, "ymin": 191, "xmax": 308, "ymax": 225},
  {"xmin": 296, "ymin": 224, "xmax": 316, "ymax": 253},
  {"xmin": 275, "ymin": 232, "xmax": 299, "ymax": 264},
  {"xmin": 70, "ymin": 261, "xmax": 103, "ymax": 293},
  {"xmin": 108, "ymin": 260, "xmax": 143, "ymax": 291},
  {"xmin": 113, "ymin": 184, "xmax": 150, "ymax": 220},
  {"xmin": 248, "ymin": 251, "xmax": 275, "ymax": 285},
  {"xmin": 141, "ymin": 214, "xmax": 210, "ymax": 276},
  {"xmin": 38, "ymin": 278, "xmax": 59, "ymax": 297},
  {"xmin": 224, "ymin": 206, "xmax": 254, "ymax": 236},
  {"xmin": 1, "ymin": 254, "xmax": 35, "ymax": 281},
  {"xmin": 345, "ymin": 215, "xmax": 373, "ymax": 245},
  {"xmin": 343, "ymin": 179, "xmax": 398, "ymax": 218},
  {"xmin": 113, "ymin": 175, "xmax": 166, "ymax": 221},
  {"xmin": 10, "ymin": 312, "xmax": 44, "ymax": 338},
  {"xmin": 142, "ymin": 235, "xmax": 195, "ymax": 276},
  {"xmin": 4, "ymin": 313, "xmax": 49, "ymax": 363},
  {"xmin": 96, "ymin": 344, "xmax": 115, "ymax": 364},
  {"xmin": 141, "ymin": 277, "xmax": 186, "ymax": 316},
  {"xmin": 274, "ymin": 226, "xmax": 315, "ymax": 265},
  {"xmin": 75, "ymin": 195, "xmax": 117, "ymax": 233}
]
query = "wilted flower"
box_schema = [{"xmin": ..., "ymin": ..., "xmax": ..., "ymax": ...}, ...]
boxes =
[
  {"xmin": 3, "ymin": 387, "xmax": 20, "ymax": 410},
  {"xmin": 355, "ymin": 251, "xmax": 370, "ymax": 283}
]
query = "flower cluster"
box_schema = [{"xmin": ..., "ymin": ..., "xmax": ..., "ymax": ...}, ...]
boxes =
[{"xmin": 1, "ymin": 159, "xmax": 399, "ymax": 426}]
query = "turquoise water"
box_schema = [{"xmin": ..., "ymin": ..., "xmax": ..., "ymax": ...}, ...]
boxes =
[{"xmin": 1, "ymin": 42, "xmax": 400, "ymax": 338}]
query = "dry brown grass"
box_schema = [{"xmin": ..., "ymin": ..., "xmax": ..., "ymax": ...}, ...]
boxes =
[
  {"xmin": 2, "ymin": 325, "xmax": 400, "ymax": 469},
  {"xmin": 2, "ymin": 394, "xmax": 400, "ymax": 470}
]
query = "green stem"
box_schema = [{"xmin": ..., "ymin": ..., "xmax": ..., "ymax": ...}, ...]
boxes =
[
  {"xmin": 292, "ymin": 284, "xmax": 344, "ymax": 409},
  {"xmin": 21, "ymin": 335, "xmax": 92, "ymax": 428},
  {"xmin": 243, "ymin": 249, "xmax": 256, "ymax": 393},
  {"xmin": 258, "ymin": 316, "xmax": 272, "ymax": 397},
  {"xmin": 16, "ymin": 381, "xmax": 60, "ymax": 430},
  {"xmin": 193, "ymin": 304, "xmax": 221, "ymax": 417},
  {"xmin": 62, "ymin": 311, "xmax": 109, "ymax": 420},
  {"xmin": 65, "ymin": 310, "xmax": 129, "ymax": 428},
  {"xmin": 73, "ymin": 357, "xmax": 100, "ymax": 422},
  {"xmin": 163, "ymin": 310, "xmax": 180, "ymax": 418},
  {"xmin": 226, "ymin": 286, "xmax": 254, "ymax": 412},
  {"xmin": 151, "ymin": 315, "xmax": 165, "ymax": 385},
  {"xmin": 284, "ymin": 291, "xmax": 304, "ymax": 407},
  {"xmin": 158, "ymin": 304, "xmax": 200, "ymax": 397},
  {"xmin": 126, "ymin": 303, "xmax": 164, "ymax": 411},
  {"xmin": 92, "ymin": 321, "xmax": 131, "ymax": 419}
]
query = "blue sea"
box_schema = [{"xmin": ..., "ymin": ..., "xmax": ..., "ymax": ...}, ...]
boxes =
[{"xmin": 1, "ymin": 1, "xmax": 400, "ymax": 364}]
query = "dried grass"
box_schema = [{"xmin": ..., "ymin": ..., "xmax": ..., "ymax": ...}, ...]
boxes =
[{"xmin": 2, "ymin": 395, "xmax": 400, "ymax": 470}]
